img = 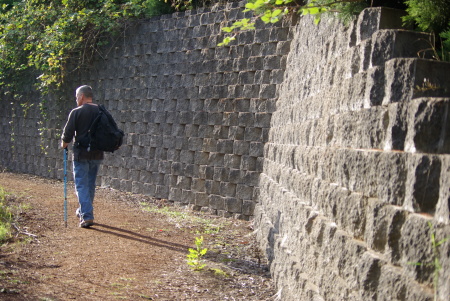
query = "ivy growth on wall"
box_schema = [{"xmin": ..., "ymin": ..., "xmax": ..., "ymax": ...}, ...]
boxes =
[
  {"xmin": 218, "ymin": 0, "xmax": 450, "ymax": 62},
  {"xmin": 0, "ymin": 0, "xmax": 174, "ymax": 153},
  {"xmin": 0, "ymin": 0, "xmax": 173, "ymax": 98}
]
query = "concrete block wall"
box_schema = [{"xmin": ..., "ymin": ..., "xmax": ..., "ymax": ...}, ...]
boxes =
[
  {"xmin": 91, "ymin": 3, "xmax": 293, "ymax": 220},
  {"xmin": 0, "ymin": 1, "xmax": 293, "ymax": 221},
  {"xmin": 0, "ymin": 91, "xmax": 72, "ymax": 179},
  {"xmin": 255, "ymin": 7, "xmax": 450, "ymax": 301}
]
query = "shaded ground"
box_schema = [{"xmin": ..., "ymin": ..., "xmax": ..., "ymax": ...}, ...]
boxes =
[{"xmin": 0, "ymin": 172, "xmax": 276, "ymax": 300}]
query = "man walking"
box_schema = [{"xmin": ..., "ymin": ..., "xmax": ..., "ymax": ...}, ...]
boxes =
[{"xmin": 61, "ymin": 85, "xmax": 103, "ymax": 228}]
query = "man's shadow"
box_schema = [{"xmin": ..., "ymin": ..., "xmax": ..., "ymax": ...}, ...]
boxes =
[{"xmin": 90, "ymin": 223, "xmax": 190, "ymax": 253}]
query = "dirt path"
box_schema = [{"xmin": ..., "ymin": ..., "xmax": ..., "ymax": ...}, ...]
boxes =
[{"xmin": 0, "ymin": 172, "xmax": 275, "ymax": 300}]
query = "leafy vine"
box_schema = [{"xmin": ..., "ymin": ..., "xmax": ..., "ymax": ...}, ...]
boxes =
[
  {"xmin": 218, "ymin": 0, "xmax": 450, "ymax": 60},
  {"xmin": 0, "ymin": 0, "xmax": 174, "ymax": 153}
]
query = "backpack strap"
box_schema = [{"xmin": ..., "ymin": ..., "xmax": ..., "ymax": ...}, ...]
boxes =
[
  {"xmin": 86, "ymin": 105, "xmax": 103, "ymax": 152},
  {"xmin": 98, "ymin": 104, "xmax": 119, "ymax": 128}
]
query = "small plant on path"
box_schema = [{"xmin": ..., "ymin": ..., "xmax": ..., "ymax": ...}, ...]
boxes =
[
  {"xmin": 0, "ymin": 186, "xmax": 13, "ymax": 243},
  {"xmin": 187, "ymin": 236, "xmax": 208, "ymax": 271}
]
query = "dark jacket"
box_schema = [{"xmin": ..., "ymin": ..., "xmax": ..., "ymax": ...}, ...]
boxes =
[{"xmin": 62, "ymin": 103, "xmax": 104, "ymax": 161}]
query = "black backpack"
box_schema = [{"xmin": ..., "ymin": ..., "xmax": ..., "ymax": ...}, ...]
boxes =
[{"xmin": 86, "ymin": 105, "xmax": 124, "ymax": 152}]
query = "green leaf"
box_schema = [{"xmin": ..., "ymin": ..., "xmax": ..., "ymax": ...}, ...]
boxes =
[
  {"xmin": 261, "ymin": 15, "xmax": 270, "ymax": 23},
  {"xmin": 245, "ymin": 3, "xmax": 255, "ymax": 10},
  {"xmin": 272, "ymin": 9, "xmax": 282, "ymax": 17},
  {"xmin": 308, "ymin": 7, "xmax": 320, "ymax": 15},
  {"xmin": 314, "ymin": 15, "xmax": 321, "ymax": 25},
  {"xmin": 435, "ymin": 237, "xmax": 449, "ymax": 247}
]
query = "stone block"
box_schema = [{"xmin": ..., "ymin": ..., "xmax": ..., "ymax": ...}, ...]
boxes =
[
  {"xmin": 244, "ymin": 127, "xmax": 262, "ymax": 142},
  {"xmin": 195, "ymin": 192, "xmax": 209, "ymax": 207},
  {"xmin": 130, "ymin": 169, "xmax": 140, "ymax": 182},
  {"xmin": 181, "ymin": 189, "xmax": 194, "ymax": 203},
  {"xmin": 233, "ymin": 140, "xmax": 250, "ymax": 155},
  {"xmin": 177, "ymin": 111, "xmax": 193, "ymax": 124},
  {"xmin": 249, "ymin": 142, "xmax": 264, "ymax": 157},
  {"xmin": 150, "ymin": 135, "xmax": 162, "ymax": 147},
  {"xmin": 209, "ymin": 195, "xmax": 225, "ymax": 210},
  {"xmin": 225, "ymin": 197, "xmax": 242, "ymax": 213},
  {"xmin": 169, "ymin": 187, "xmax": 182, "ymax": 201},
  {"xmin": 242, "ymin": 200, "xmax": 255, "ymax": 215},
  {"xmin": 213, "ymin": 167, "xmax": 228, "ymax": 182},
  {"xmin": 217, "ymin": 139, "xmax": 233, "ymax": 154},
  {"xmin": 383, "ymin": 59, "xmax": 450, "ymax": 106},
  {"xmin": 213, "ymin": 126, "xmax": 229, "ymax": 139},
  {"xmin": 436, "ymin": 156, "xmax": 450, "ymax": 223},
  {"xmin": 218, "ymin": 99, "xmax": 235, "ymax": 112},
  {"xmin": 356, "ymin": 251, "xmax": 385, "ymax": 301},
  {"xmin": 228, "ymin": 169, "xmax": 244, "ymax": 184},
  {"xmin": 171, "ymin": 162, "xmax": 183, "ymax": 175},
  {"xmin": 189, "ymin": 98, "xmax": 204, "ymax": 111},
  {"xmin": 220, "ymin": 149, "xmax": 240, "ymax": 166},
  {"xmin": 180, "ymin": 150, "xmax": 195, "ymax": 164},
  {"xmin": 120, "ymin": 179, "xmax": 132, "ymax": 192},
  {"xmin": 400, "ymin": 214, "xmax": 434, "ymax": 284},
  {"xmin": 155, "ymin": 184, "xmax": 169, "ymax": 198},
  {"xmin": 242, "ymin": 171, "xmax": 260, "ymax": 187},
  {"xmin": 404, "ymin": 98, "xmax": 450, "ymax": 154},
  {"xmin": 205, "ymin": 180, "xmax": 220, "ymax": 195},
  {"xmin": 143, "ymin": 183, "xmax": 156, "ymax": 195},
  {"xmin": 202, "ymin": 138, "xmax": 217, "ymax": 152},
  {"xmin": 229, "ymin": 126, "xmax": 245, "ymax": 140},
  {"xmin": 384, "ymin": 102, "xmax": 408, "ymax": 151},
  {"xmin": 238, "ymin": 71, "xmax": 255, "ymax": 85},
  {"xmin": 242, "ymin": 85, "xmax": 260, "ymax": 98},
  {"xmin": 158, "ymin": 160, "xmax": 171, "ymax": 174},
  {"xmin": 376, "ymin": 151, "xmax": 407, "ymax": 206},
  {"xmin": 223, "ymin": 112, "xmax": 239, "ymax": 126},
  {"xmin": 374, "ymin": 30, "xmax": 432, "ymax": 66},
  {"xmin": 208, "ymin": 152, "xmax": 224, "ymax": 166},
  {"xmin": 184, "ymin": 164, "xmax": 198, "ymax": 178},
  {"xmin": 175, "ymin": 137, "xmax": 187, "ymax": 149},
  {"xmin": 356, "ymin": 7, "xmax": 406, "ymax": 43},
  {"xmin": 404, "ymin": 154, "xmax": 441, "ymax": 214},
  {"xmin": 208, "ymin": 112, "xmax": 223, "ymax": 125},
  {"xmin": 176, "ymin": 176, "xmax": 192, "ymax": 190},
  {"xmin": 198, "ymin": 125, "xmax": 214, "ymax": 138},
  {"xmin": 236, "ymin": 184, "xmax": 254, "ymax": 200},
  {"xmin": 162, "ymin": 135, "xmax": 175, "ymax": 149},
  {"xmin": 192, "ymin": 178, "xmax": 205, "ymax": 192},
  {"xmin": 240, "ymin": 155, "xmax": 257, "ymax": 171},
  {"xmin": 254, "ymin": 113, "xmax": 272, "ymax": 129},
  {"xmin": 167, "ymin": 149, "xmax": 181, "ymax": 161},
  {"xmin": 194, "ymin": 151, "xmax": 209, "ymax": 165},
  {"xmin": 364, "ymin": 65, "xmax": 385, "ymax": 107}
]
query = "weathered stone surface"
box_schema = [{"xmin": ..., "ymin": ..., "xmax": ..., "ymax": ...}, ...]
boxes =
[
  {"xmin": 404, "ymin": 154, "xmax": 441, "ymax": 214},
  {"xmin": 356, "ymin": 7, "xmax": 406, "ymax": 43},
  {"xmin": 255, "ymin": 7, "xmax": 449, "ymax": 301},
  {"xmin": 405, "ymin": 98, "xmax": 450, "ymax": 154}
]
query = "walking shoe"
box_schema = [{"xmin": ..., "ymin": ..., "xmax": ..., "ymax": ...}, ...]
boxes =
[
  {"xmin": 75, "ymin": 208, "xmax": 81, "ymax": 219},
  {"xmin": 79, "ymin": 220, "xmax": 94, "ymax": 228}
]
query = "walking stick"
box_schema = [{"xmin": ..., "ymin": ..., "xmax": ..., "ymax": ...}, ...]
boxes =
[{"xmin": 64, "ymin": 148, "xmax": 68, "ymax": 228}]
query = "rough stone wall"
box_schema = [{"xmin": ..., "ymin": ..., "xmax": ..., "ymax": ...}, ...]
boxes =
[
  {"xmin": 255, "ymin": 8, "xmax": 450, "ymax": 301},
  {"xmin": 0, "ymin": 4, "xmax": 449, "ymax": 301}
]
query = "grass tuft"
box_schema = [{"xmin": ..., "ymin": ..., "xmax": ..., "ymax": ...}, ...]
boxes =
[{"xmin": 0, "ymin": 186, "xmax": 13, "ymax": 244}]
